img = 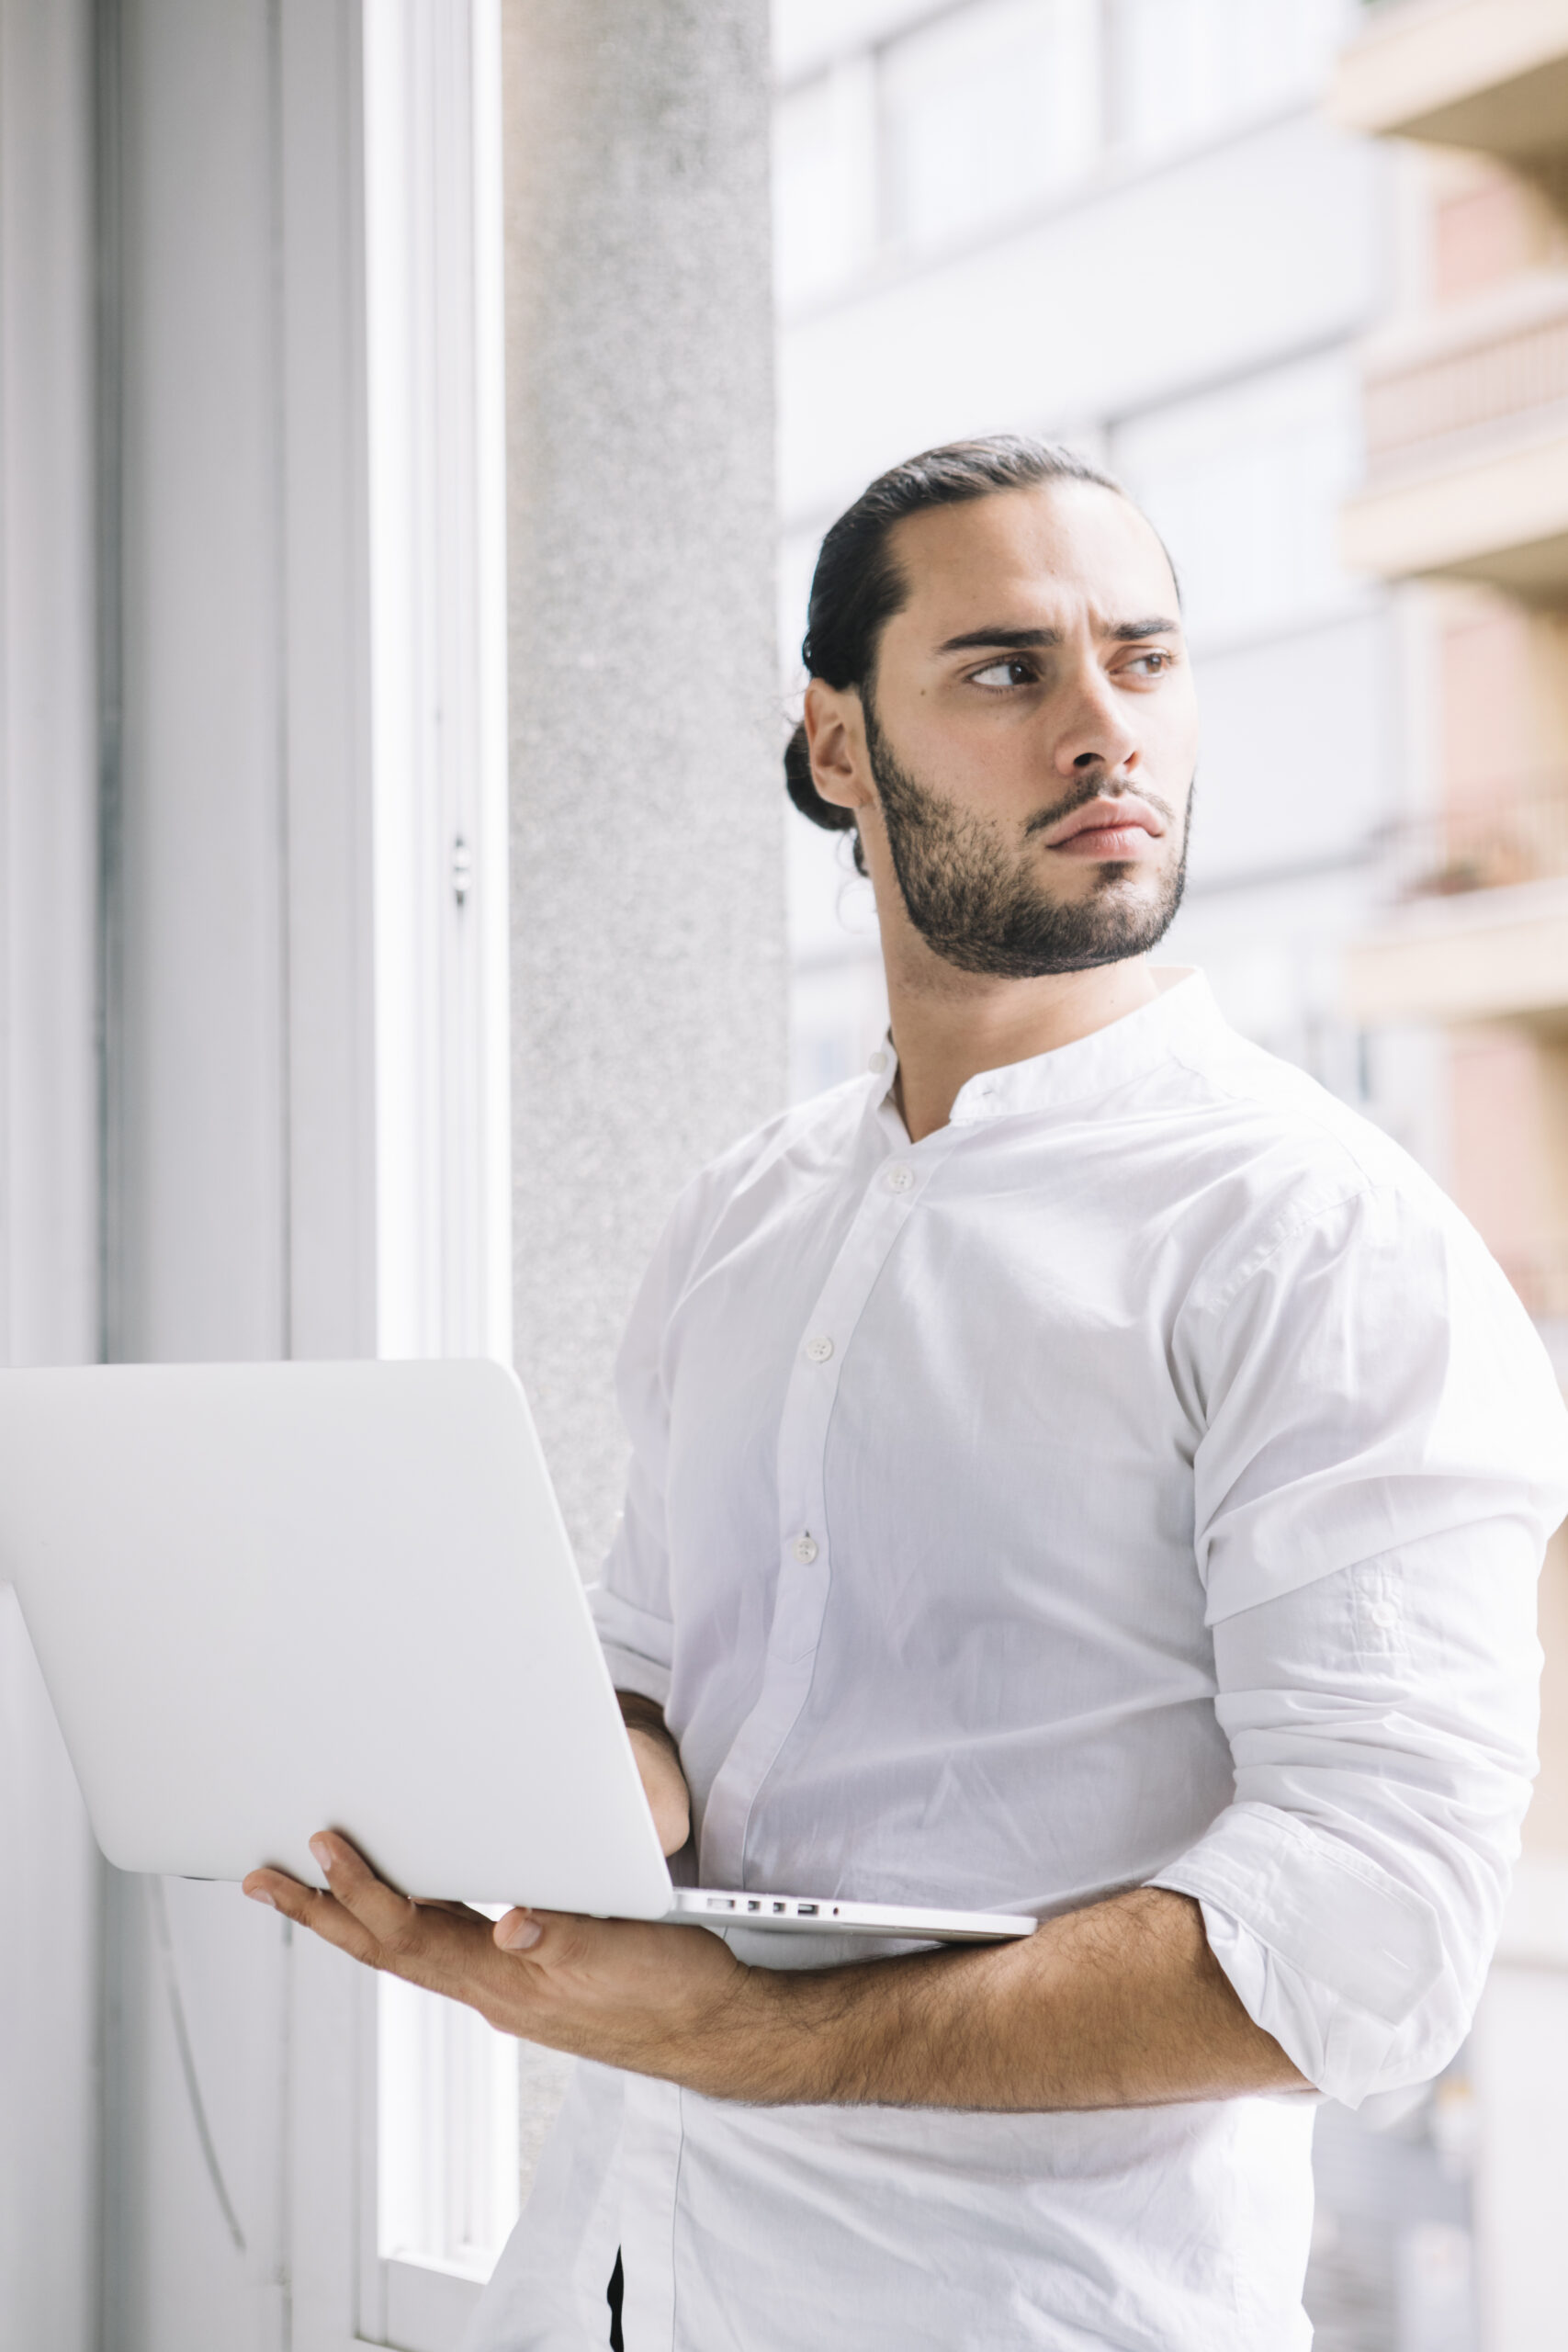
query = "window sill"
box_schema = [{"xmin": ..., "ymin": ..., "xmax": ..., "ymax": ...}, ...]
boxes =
[{"xmin": 362, "ymin": 2255, "xmax": 483, "ymax": 2352}]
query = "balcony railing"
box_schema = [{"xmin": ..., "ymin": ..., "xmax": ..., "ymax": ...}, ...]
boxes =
[
  {"xmin": 1365, "ymin": 302, "xmax": 1568, "ymax": 473},
  {"xmin": 1341, "ymin": 275, "xmax": 1568, "ymax": 591},
  {"xmin": 1387, "ymin": 773, "xmax": 1568, "ymax": 899}
]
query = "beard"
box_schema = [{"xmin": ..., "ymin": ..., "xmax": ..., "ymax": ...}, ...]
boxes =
[{"xmin": 863, "ymin": 698, "xmax": 1191, "ymax": 979}]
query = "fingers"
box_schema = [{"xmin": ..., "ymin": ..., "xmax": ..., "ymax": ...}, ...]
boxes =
[
  {"xmin": 305, "ymin": 1832, "xmax": 425, "ymax": 1954},
  {"xmin": 243, "ymin": 1833, "xmax": 496, "ymax": 1995},
  {"xmin": 495, "ymin": 1907, "xmax": 544, "ymax": 1952},
  {"xmin": 489, "ymin": 1907, "xmax": 676, "ymax": 1976},
  {"xmin": 491, "ymin": 1908, "xmax": 612, "ymax": 1963},
  {"xmin": 242, "ymin": 1866, "xmax": 386, "ymax": 1969}
]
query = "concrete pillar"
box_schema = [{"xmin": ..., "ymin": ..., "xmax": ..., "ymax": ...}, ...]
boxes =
[{"xmin": 503, "ymin": 0, "xmax": 786, "ymax": 1566}]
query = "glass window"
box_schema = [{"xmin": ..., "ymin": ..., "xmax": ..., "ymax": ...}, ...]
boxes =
[
  {"xmin": 1109, "ymin": 0, "xmax": 1351, "ymax": 156},
  {"xmin": 378, "ymin": 1978, "xmax": 524, "ymax": 2279},
  {"xmin": 774, "ymin": 61, "xmax": 880, "ymax": 307},
  {"xmin": 880, "ymin": 0, "xmax": 1100, "ymax": 254},
  {"xmin": 1112, "ymin": 351, "xmax": 1367, "ymax": 650},
  {"xmin": 377, "ymin": 1977, "xmax": 580, "ymax": 2296},
  {"xmin": 774, "ymin": 0, "xmax": 930, "ymax": 84}
]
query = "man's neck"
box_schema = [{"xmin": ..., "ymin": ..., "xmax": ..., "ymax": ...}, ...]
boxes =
[{"xmin": 884, "ymin": 935, "xmax": 1160, "ymax": 1144}]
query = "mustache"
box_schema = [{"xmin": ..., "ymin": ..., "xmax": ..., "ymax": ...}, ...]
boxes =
[{"xmin": 1023, "ymin": 773, "xmax": 1181, "ymax": 839}]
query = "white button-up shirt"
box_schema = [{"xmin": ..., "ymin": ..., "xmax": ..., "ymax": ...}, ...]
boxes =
[{"xmin": 470, "ymin": 971, "xmax": 1568, "ymax": 2352}]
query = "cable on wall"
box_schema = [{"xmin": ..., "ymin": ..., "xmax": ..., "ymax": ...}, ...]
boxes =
[{"xmin": 146, "ymin": 1877, "xmax": 247, "ymax": 2255}]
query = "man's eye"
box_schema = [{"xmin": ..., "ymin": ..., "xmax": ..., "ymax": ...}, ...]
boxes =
[
  {"xmin": 970, "ymin": 659, "xmax": 1032, "ymax": 688},
  {"xmin": 1124, "ymin": 650, "xmax": 1172, "ymax": 677}
]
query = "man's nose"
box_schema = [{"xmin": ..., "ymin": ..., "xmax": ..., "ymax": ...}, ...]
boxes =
[{"xmin": 1051, "ymin": 658, "xmax": 1139, "ymax": 778}]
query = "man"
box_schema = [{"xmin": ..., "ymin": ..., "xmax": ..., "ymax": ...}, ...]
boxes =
[{"xmin": 247, "ymin": 438, "xmax": 1568, "ymax": 2348}]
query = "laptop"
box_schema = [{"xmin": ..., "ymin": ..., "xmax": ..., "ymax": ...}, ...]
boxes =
[{"xmin": 0, "ymin": 1360, "xmax": 1035, "ymax": 1947}]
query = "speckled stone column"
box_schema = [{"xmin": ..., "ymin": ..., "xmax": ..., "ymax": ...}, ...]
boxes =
[{"xmin": 503, "ymin": 0, "xmax": 785, "ymax": 1568}]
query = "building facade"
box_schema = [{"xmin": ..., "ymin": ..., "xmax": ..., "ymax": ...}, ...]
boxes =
[
  {"xmin": 1334, "ymin": 6, "xmax": 1568, "ymax": 2349},
  {"xmin": 775, "ymin": 1, "xmax": 1568, "ymax": 2344}
]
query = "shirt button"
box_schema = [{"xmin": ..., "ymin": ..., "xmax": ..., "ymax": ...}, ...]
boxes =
[
  {"xmin": 792, "ymin": 1534, "xmax": 818, "ymax": 1564},
  {"xmin": 886, "ymin": 1164, "xmax": 914, "ymax": 1193},
  {"xmin": 868, "ymin": 1049, "xmax": 888, "ymax": 1074},
  {"xmin": 804, "ymin": 1335, "xmax": 834, "ymax": 1363},
  {"xmin": 1369, "ymin": 1600, "xmax": 1398, "ymax": 1630}
]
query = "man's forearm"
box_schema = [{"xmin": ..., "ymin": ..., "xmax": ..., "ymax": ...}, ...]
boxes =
[
  {"xmin": 608, "ymin": 1696, "xmax": 1299, "ymax": 2110},
  {"xmin": 690, "ymin": 1885, "xmax": 1306, "ymax": 2111},
  {"xmin": 250, "ymin": 1833, "xmax": 1309, "ymax": 2118}
]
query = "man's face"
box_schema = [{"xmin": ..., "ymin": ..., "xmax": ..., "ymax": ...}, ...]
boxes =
[{"xmin": 811, "ymin": 481, "xmax": 1199, "ymax": 978}]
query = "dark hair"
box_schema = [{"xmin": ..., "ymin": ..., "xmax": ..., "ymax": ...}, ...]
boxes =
[{"xmin": 784, "ymin": 435, "xmax": 1129, "ymax": 871}]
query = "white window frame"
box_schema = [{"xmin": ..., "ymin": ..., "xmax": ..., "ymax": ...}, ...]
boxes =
[{"xmin": 354, "ymin": 0, "xmax": 513, "ymax": 2344}]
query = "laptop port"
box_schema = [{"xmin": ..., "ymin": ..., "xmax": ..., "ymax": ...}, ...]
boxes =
[{"xmin": 797, "ymin": 1902, "xmax": 818, "ymax": 1916}]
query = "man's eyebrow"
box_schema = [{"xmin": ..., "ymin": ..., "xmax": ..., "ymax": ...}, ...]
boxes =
[
  {"xmin": 934, "ymin": 626, "xmax": 1063, "ymax": 654},
  {"xmin": 934, "ymin": 616, "xmax": 1182, "ymax": 656},
  {"xmin": 1105, "ymin": 616, "xmax": 1181, "ymax": 641}
]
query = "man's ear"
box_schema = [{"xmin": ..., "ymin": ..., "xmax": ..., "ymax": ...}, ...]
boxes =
[{"xmin": 804, "ymin": 680, "xmax": 876, "ymax": 816}]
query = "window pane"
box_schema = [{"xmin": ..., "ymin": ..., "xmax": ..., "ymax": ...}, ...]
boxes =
[
  {"xmin": 774, "ymin": 62, "xmax": 878, "ymax": 306},
  {"xmin": 1110, "ymin": 0, "xmax": 1351, "ymax": 156},
  {"xmin": 775, "ymin": 0, "xmax": 931, "ymax": 83},
  {"xmin": 1113, "ymin": 352, "xmax": 1366, "ymax": 649},
  {"xmin": 881, "ymin": 0, "xmax": 1100, "ymax": 254},
  {"xmin": 378, "ymin": 1977, "xmax": 522, "ymax": 2278}
]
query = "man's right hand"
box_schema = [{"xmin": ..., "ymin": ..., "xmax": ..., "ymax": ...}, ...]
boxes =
[{"xmin": 617, "ymin": 1691, "xmax": 692, "ymax": 1857}]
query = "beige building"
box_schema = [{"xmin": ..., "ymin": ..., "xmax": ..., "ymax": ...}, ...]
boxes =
[
  {"xmin": 1335, "ymin": 6, "xmax": 1568, "ymax": 2346},
  {"xmin": 1338, "ymin": 0, "xmax": 1568, "ymax": 1304}
]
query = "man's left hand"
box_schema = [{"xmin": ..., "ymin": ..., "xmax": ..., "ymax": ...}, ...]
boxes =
[{"xmin": 244, "ymin": 1833, "xmax": 761, "ymax": 2086}]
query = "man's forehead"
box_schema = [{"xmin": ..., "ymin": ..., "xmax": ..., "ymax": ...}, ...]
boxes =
[{"xmin": 885, "ymin": 481, "xmax": 1178, "ymax": 640}]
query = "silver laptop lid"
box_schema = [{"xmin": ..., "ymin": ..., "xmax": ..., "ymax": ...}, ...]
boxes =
[{"xmin": 0, "ymin": 1359, "xmax": 674, "ymax": 1916}]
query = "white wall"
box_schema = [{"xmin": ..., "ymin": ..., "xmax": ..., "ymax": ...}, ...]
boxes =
[
  {"xmin": 1471, "ymin": 1861, "xmax": 1568, "ymax": 2352},
  {"xmin": 98, "ymin": 6, "xmax": 378, "ymax": 2344},
  {"xmin": 0, "ymin": 2, "xmax": 105, "ymax": 2345},
  {"xmin": 109, "ymin": 0, "xmax": 378, "ymax": 1370}
]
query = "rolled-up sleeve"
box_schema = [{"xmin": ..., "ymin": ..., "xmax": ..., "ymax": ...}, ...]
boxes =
[
  {"xmin": 1152, "ymin": 1181, "xmax": 1568, "ymax": 2106},
  {"xmin": 585, "ymin": 1193, "xmax": 688, "ymax": 1708}
]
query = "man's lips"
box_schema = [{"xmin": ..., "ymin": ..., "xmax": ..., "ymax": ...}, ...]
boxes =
[{"xmin": 1041, "ymin": 795, "xmax": 1166, "ymax": 860}]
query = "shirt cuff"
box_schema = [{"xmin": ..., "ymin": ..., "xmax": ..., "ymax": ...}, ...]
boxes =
[
  {"xmin": 586, "ymin": 1581, "xmax": 673, "ymax": 1710},
  {"xmin": 1148, "ymin": 1800, "xmax": 1458, "ymax": 2108}
]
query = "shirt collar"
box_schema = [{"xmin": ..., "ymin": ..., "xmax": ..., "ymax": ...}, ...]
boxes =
[{"xmin": 867, "ymin": 969, "xmax": 1224, "ymax": 1134}]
